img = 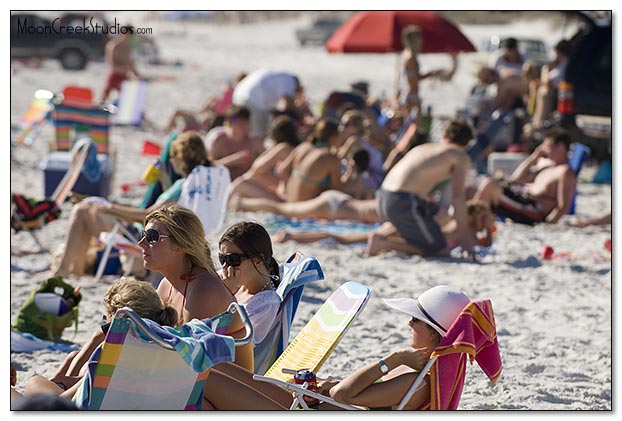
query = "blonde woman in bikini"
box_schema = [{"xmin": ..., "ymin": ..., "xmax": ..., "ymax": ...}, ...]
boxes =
[{"xmin": 140, "ymin": 204, "xmax": 254, "ymax": 371}]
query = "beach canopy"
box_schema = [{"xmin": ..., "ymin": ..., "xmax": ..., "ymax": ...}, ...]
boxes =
[{"xmin": 325, "ymin": 11, "xmax": 476, "ymax": 54}]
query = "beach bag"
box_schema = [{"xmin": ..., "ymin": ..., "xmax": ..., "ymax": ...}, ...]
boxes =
[{"xmin": 13, "ymin": 276, "xmax": 81, "ymax": 340}]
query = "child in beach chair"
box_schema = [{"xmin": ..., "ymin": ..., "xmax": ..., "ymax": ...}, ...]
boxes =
[{"xmin": 256, "ymin": 285, "xmax": 502, "ymax": 410}]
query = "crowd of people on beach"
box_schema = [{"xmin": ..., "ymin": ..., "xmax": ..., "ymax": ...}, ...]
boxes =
[{"xmin": 11, "ymin": 22, "xmax": 610, "ymax": 411}]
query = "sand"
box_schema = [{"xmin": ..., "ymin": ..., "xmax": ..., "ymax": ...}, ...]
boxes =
[{"xmin": 9, "ymin": 13, "xmax": 612, "ymax": 410}]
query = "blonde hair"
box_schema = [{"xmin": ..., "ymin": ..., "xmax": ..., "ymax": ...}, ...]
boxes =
[
  {"xmin": 143, "ymin": 205, "xmax": 218, "ymax": 277},
  {"xmin": 104, "ymin": 277, "xmax": 178, "ymax": 326},
  {"xmin": 170, "ymin": 131, "xmax": 210, "ymax": 177}
]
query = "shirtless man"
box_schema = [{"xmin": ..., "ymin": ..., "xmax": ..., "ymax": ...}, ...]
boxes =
[
  {"xmin": 204, "ymin": 105, "xmax": 264, "ymax": 180},
  {"xmin": 100, "ymin": 32, "xmax": 139, "ymax": 103},
  {"xmin": 367, "ymin": 119, "xmax": 476, "ymax": 258},
  {"xmin": 473, "ymin": 127, "xmax": 576, "ymax": 225}
]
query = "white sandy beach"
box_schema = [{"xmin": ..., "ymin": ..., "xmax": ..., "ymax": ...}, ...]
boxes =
[{"xmin": 9, "ymin": 12, "xmax": 613, "ymax": 411}]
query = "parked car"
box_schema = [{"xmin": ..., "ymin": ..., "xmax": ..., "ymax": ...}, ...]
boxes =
[
  {"xmin": 556, "ymin": 13, "xmax": 612, "ymax": 161},
  {"xmin": 11, "ymin": 12, "xmax": 110, "ymax": 70},
  {"xmin": 295, "ymin": 17, "xmax": 343, "ymax": 46},
  {"xmin": 481, "ymin": 36, "xmax": 551, "ymax": 69}
]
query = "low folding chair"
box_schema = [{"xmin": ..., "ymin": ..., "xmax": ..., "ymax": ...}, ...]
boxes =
[
  {"xmin": 567, "ymin": 142, "xmax": 590, "ymax": 215},
  {"xmin": 12, "ymin": 89, "xmax": 55, "ymax": 146},
  {"xmin": 110, "ymin": 80, "xmax": 148, "ymax": 127},
  {"xmin": 11, "ymin": 141, "xmax": 91, "ymax": 251},
  {"xmin": 254, "ymin": 281, "xmax": 370, "ymax": 387},
  {"xmin": 255, "ymin": 299, "xmax": 502, "ymax": 411},
  {"xmin": 74, "ymin": 302, "xmax": 253, "ymax": 410}
]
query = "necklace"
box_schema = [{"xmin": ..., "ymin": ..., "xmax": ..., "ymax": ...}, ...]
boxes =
[{"xmin": 257, "ymin": 276, "xmax": 274, "ymax": 293}]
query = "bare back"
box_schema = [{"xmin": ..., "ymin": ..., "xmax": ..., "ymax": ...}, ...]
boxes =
[
  {"xmin": 107, "ymin": 38, "xmax": 133, "ymax": 74},
  {"xmin": 381, "ymin": 142, "xmax": 470, "ymax": 197},
  {"xmin": 285, "ymin": 143, "xmax": 341, "ymax": 201},
  {"xmin": 527, "ymin": 164, "xmax": 576, "ymax": 215}
]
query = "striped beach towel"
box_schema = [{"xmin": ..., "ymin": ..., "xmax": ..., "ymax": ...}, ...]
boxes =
[
  {"xmin": 422, "ymin": 299, "xmax": 502, "ymax": 410},
  {"xmin": 265, "ymin": 281, "xmax": 370, "ymax": 382},
  {"xmin": 74, "ymin": 309, "xmax": 235, "ymax": 410}
]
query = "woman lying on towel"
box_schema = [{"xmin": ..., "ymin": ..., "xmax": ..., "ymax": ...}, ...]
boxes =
[
  {"xmin": 196, "ymin": 285, "xmax": 471, "ymax": 410},
  {"xmin": 218, "ymin": 221, "xmax": 281, "ymax": 346},
  {"xmin": 140, "ymin": 205, "xmax": 254, "ymax": 371},
  {"xmin": 52, "ymin": 131, "xmax": 210, "ymax": 277},
  {"xmin": 271, "ymin": 200, "xmax": 495, "ymax": 256},
  {"xmin": 12, "ymin": 277, "xmax": 178, "ymax": 401}
]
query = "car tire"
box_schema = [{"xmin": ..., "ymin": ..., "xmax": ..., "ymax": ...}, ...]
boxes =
[{"xmin": 59, "ymin": 48, "xmax": 87, "ymax": 70}]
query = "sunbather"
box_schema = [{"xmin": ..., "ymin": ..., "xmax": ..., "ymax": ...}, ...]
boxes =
[
  {"xmin": 13, "ymin": 277, "xmax": 178, "ymax": 401},
  {"xmin": 199, "ymin": 285, "xmax": 471, "ymax": 410},
  {"xmin": 227, "ymin": 115, "xmax": 300, "ymax": 206},
  {"xmin": 218, "ymin": 222, "xmax": 281, "ymax": 346},
  {"xmin": 473, "ymin": 127, "xmax": 576, "ymax": 224},
  {"xmin": 276, "ymin": 118, "xmax": 349, "ymax": 202},
  {"xmin": 141, "ymin": 204, "xmax": 254, "ymax": 371},
  {"xmin": 52, "ymin": 131, "xmax": 210, "ymax": 277},
  {"xmin": 272, "ymin": 200, "xmax": 495, "ymax": 255}
]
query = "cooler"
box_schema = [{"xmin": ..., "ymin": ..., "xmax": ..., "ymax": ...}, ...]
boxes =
[
  {"xmin": 487, "ymin": 152, "xmax": 527, "ymax": 178},
  {"xmin": 41, "ymin": 151, "xmax": 115, "ymax": 199}
]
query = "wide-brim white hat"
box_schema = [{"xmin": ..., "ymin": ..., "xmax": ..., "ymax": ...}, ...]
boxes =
[{"xmin": 382, "ymin": 285, "xmax": 470, "ymax": 336}]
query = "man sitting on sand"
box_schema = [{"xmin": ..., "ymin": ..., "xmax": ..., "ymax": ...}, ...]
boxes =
[
  {"xmin": 472, "ymin": 127, "xmax": 576, "ymax": 225},
  {"xmin": 204, "ymin": 105, "xmax": 264, "ymax": 180},
  {"xmin": 367, "ymin": 119, "xmax": 477, "ymax": 258}
]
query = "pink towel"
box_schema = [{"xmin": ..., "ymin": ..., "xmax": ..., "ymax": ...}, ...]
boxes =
[{"xmin": 423, "ymin": 299, "xmax": 502, "ymax": 410}]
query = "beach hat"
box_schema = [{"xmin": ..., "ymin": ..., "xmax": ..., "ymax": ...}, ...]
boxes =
[{"xmin": 382, "ymin": 285, "xmax": 470, "ymax": 336}]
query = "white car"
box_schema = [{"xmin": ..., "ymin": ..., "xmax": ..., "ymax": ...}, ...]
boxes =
[{"xmin": 481, "ymin": 36, "xmax": 551, "ymax": 69}]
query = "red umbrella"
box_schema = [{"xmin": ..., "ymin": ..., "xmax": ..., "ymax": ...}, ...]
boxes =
[{"xmin": 326, "ymin": 11, "xmax": 476, "ymax": 54}]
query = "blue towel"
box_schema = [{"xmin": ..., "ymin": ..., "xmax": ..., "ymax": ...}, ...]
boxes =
[
  {"xmin": 265, "ymin": 215, "xmax": 381, "ymax": 235},
  {"xmin": 73, "ymin": 138, "xmax": 101, "ymax": 183},
  {"xmin": 11, "ymin": 329, "xmax": 79, "ymax": 353}
]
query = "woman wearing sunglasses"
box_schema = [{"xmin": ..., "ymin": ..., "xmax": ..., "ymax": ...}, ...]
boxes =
[
  {"xmin": 53, "ymin": 131, "xmax": 211, "ymax": 278},
  {"xmin": 218, "ymin": 221, "xmax": 281, "ymax": 346},
  {"xmin": 14, "ymin": 277, "xmax": 178, "ymax": 401},
  {"xmin": 140, "ymin": 205, "xmax": 254, "ymax": 371}
]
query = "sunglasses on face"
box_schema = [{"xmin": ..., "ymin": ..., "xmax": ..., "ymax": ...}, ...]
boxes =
[
  {"xmin": 141, "ymin": 229, "xmax": 171, "ymax": 245},
  {"xmin": 218, "ymin": 252, "xmax": 249, "ymax": 267}
]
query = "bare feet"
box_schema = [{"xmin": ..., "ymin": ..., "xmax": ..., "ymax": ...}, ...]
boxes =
[{"xmin": 365, "ymin": 232, "xmax": 388, "ymax": 256}]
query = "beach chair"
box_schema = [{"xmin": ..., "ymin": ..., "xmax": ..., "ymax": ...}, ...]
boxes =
[
  {"xmin": 255, "ymin": 299, "xmax": 502, "ymax": 411},
  {"xmin": 12, "ymin": 89, "xmax": 55, "ymax": 146},
  {"xmin": 74, "ymin": 302, "xmax": 253, "ymax": 410},
  {"xmin": 257, "ymin": 281, "xmax": 370, "ymax": 384},
  {"xmin": 253, "ymin": 251, "xmax": 325, "ymax": 374},
  {"xmin": 53, "ymin": 97, "xmax": 111, "ymax": 154},
  {"xmin": 94, "ymin": 165, "xmax": 231, "ymax": 281},
  {"xmin": 11, "ymin": 141, "xmax": 91, "ymax": 251},
  {"xmin": 110, "ymin": 80, "xmax": 148, "ymax": 126}
]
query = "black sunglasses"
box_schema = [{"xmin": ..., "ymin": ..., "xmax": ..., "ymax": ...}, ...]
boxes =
[
  {"xmin": 218, "ymin": 252, "xmax": 249, "ymax": 267},
  {"xmin": 100, "ymin": 315, "xmax": 111, "ymax": 335},
  {"xmin": 141, "ymin": 229, "xmax": 171, "ymax": 245}
]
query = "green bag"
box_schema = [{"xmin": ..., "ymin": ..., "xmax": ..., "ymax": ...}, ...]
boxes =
[{"xmin": 13, "ymin": 276, "xmax": 82, "ymax": 340}]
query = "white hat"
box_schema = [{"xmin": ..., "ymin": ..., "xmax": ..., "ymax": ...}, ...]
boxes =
[{"xmin": 382, "ymin": 285, "xmax": 470, "ymax": 336}]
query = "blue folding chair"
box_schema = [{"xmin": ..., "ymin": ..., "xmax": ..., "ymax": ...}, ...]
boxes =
[{"xmin": 567, "ymin": 142, "xmax": 590, "ymax": 215}]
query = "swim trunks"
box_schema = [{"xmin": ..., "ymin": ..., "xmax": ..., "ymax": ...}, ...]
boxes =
[
  {"xmin": 102, "ymin": 71, "xmax": 128, "ymax": 95},
  {"xmin": 376, "ymin": 188, "xmax": 447, "ymax": 254},
  {"xmin": 493, "ymin": 182, "xmax": 544, "ymax": 225}
]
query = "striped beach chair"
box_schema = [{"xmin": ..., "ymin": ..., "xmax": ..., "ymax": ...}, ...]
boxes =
[
  {"xmin": 74, "ymin": 303, "xmax": 253, "ymax": 410},
  {"xmin": 53, "ymin": 103, "xmax": 110, "ymax": 154},
  {"xmin": 262, "ymin": 281, "xmax": 371, "ymax": 383},
  {"xmin": 13, "ymin": 89, "xmax": 55, "ymax": 146},
  {"xmin": 111, "ymin": 80, "xmax": 148, "ymax": 126}
]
